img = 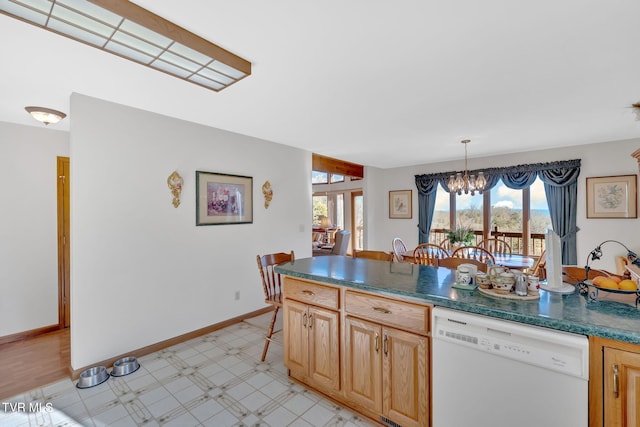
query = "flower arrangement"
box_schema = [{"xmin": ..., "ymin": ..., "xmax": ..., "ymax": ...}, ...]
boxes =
[{"xmin": 447, "ymin": 225, "xmax": 475, "ymax": 244}]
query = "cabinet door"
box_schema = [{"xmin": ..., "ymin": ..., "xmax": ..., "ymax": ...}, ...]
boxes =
[
  {"xmin": 382, "ymin": 326, "xmax": 429, "ymax": 427},
  {"xmin": 344, "ymin": 317, "xmax": 382, "ymax": 412},
  {"xmin": 308, "ymin": 306, "xmax": 340, "ymax": 391},
  {"xmin": 604, "ymin": 347, "xmax": 640, "ymax": 426},
  {"xmin": 283, "ymin": 299, "xmax": 308, "ymax": 379}
]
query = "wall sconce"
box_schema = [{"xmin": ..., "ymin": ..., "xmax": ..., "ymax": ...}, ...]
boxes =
[
  {"xmin": 262, "ymin": 181, "xmax": 273, "ymax": 209},
  {"xmin": 632, "ymin": 148, "xmax": 640, "ymax": 173},
  {"xmin": 632, "ymin": 102, "xmax": 640, "ymax": 121},
  {"xmin": 25, "ymin": 106, "xmax": 66, "ymax": 125},
  {"xmin": 167, "ymin": 171, "xmax": 183, "ymax": 208}
]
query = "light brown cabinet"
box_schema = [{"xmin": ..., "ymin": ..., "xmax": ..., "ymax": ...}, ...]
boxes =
[
  {"xmin": 345, "ymin": 316, "xmax": 428, "ymax": 427},
  {"xmin": 282, "ymin": 277, "xmax": 430, "ymax": 426},
  {"xmin": 590, "ymin": 337, "xmax": 640, "ymax": 426},
  {"xmin": 283, "ymin": 279, "xmax": 340, "ymax": 394}
]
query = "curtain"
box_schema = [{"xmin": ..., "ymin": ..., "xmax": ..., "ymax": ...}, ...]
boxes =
[{"xmin": 415, "ymin": 159, "xmax": 581, "ymax": 261}]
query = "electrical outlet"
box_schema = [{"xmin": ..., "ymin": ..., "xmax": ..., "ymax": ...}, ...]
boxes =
[{"xmin": 235, "ymin": 291, "xmax": 240, "ymax": 300}]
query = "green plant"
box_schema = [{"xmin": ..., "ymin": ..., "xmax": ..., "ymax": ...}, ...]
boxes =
[{"xmin": 447, "ymin": 225, "xmax": 475, "ymax": 244}]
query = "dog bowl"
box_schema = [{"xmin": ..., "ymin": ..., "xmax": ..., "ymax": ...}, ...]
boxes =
[
  {"xmin": 110, "ymin": 357, "xmax": 140, "ymax": 377},
  {"xmin": 77, "ymin": 366, "xmax": 109, "ymax": 389}
]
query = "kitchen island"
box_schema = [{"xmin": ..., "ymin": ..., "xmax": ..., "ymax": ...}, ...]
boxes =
[{"xmin": 275, "ymin": 256, "xmax": 640, "ymax": 427}]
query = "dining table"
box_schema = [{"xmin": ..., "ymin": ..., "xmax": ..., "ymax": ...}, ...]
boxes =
[{"xmin": 401, "ymin": 249, "xmax": 535, "ymax": 271}]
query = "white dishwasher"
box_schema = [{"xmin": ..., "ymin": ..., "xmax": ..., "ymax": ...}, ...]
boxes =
[{"xmin": 431, "ymin": 307, "xmax": 589, "ymax": 427}]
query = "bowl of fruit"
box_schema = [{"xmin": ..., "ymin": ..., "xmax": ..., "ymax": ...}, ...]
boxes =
[{"xmin": 591, "ymin": 275, "xmax": 638, "ymax": 293}]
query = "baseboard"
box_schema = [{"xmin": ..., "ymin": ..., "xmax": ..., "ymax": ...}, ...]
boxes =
[
  {"xmin": 69, "ymin": 306, "xmax": 273, "ymax": 379},
  {"xmin": 0, "ymin": 324, "xmax": 60, "ymax": 346}
]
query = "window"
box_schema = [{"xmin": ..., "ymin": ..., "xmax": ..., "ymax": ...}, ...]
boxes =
[
  {"xmin": 433, "ymin": 176, "xmax": 551, "ymax": 255},
  {"xmin": 312, "ymin": 192, "xmax": 344, "ymax": 229},
  {"xmin": 330, "ymin": 173, "xmax": 345, "ymax": 183},
  {"xmin": 312, "ymin": 171, "xmax": 329, "ymax": 184}
]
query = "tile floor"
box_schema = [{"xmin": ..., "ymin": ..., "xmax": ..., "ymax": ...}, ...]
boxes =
[{"xmin": 0, "ymin": 313, "xmax": 377, "ymax": 427}]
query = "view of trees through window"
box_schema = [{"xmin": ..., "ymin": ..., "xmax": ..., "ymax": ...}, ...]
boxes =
[{"xmin": 431, "ymin": 177, "xmax": 552, "ymax": 254}]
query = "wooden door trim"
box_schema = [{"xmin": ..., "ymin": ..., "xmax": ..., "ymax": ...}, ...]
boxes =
[{"xmin": 57, "ymin": 156, "xmax": 70, "ymax": 328}]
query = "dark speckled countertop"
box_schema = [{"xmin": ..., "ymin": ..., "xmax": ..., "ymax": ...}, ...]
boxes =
[{"xmin": 275, "ymin": 256, "xmax": 640, "ymax": 344}]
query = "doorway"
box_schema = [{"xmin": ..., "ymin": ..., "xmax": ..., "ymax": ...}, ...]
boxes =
[
  {"xmin": 351, "ymin": 191, "xmax": 363, "ymax": 251},
  {"xmin": 57, "ymin": 157, "xmax": 70, "ymax": 328}
]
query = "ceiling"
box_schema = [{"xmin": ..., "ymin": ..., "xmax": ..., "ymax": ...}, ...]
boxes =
[{"xmin": 2, "ymin": 0, "xmax": 640, "ymax": 169}]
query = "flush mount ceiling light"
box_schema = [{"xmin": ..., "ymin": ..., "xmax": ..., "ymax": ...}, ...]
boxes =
[
  {"xmin": 25, "ymin": 106, "xmax": 67, "ymax": 125},
  {"xmin": 447, "ymin": 139, "xmax": 487, "ymax": 196},
  {"xmin": 1, "ymin": 0, "xmax": 251, "ymax": 92}
]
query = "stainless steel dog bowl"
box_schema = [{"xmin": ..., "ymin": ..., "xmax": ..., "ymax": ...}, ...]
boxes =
[
  {"xmin": 110, "ymin": 356, "xmax": 140, "ymax": 377},
  {"xmin": 76, "ymin": 366, "xmax": 109, "ymax": 389}
]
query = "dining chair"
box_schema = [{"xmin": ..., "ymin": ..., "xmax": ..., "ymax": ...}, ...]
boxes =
[
  {"xmin": 451, "ymin": 246, "xmax": 495, "ymax": 264},
  {"xmin": 392, "ymin": 237, "xmax": 408, "ymax": 262},
  {"xmin": 478, "ymin": 238, "xmax": 512, "ymax": 255},
  {"xmin": 439, "ymin": 237, "xmax": 453, "ymax": 254},
  {"xmin": 256, "ymin": 250, "xmax": 295, "ymax": 362},
  {"xmin": 436, "ymin": 257, "xmax": 489, "ymax": 273},
  {"xmin": 412, "ymin": 243, "xmax": 449, "ymax": 266},
  {"xmin": 530, "ymin": 251, "xmax": 546, "ymax": 278},
  {"xmin": 353, "ymin": 250, "xmax": 394, "ymax": 261}
]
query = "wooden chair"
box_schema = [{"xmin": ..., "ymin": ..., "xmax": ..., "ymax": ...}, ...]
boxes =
[
  {"xmin": 530, "ymin": 251, "xmax": 546, "ymax": 278},
  {"xmin": 256, "ymin": 250, "xmax": 294, "ymax": 361},
  {"xmin": 353, "ymin": 250, "xmax": 394, "ymax": 261},
  {"xmin": 451, "ymin": 246, "xmax": 495, "ymax": 264},
  {"xmin": 478, "ymin": 238, "xmax": 512, "ymax": 255},
  {"xmin": 392, "ymin": 237, "xmax": 408, "ymax": 262},
  {"xmin": 439, "ymin": 237, "xmax": 453, "ymax": 254},
  {"xmin": 561, "ymin": 265, "xmax": 621, "ymax": 284},
  {"xmin": 412, "ymin": 243, "xmax": 449, "ymax": 266},
  {"xmin": 436, "ymin": 257, "xmax": 489, "ymax": 273}
]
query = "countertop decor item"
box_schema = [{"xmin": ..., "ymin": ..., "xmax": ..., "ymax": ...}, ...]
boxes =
[
  {"xmin": 167, "ymin": 171, "xmax": 183, "ymax": 208},
  {"xmin": 262, "ymin": 180, "xmax": 273, "ymax": 208}
]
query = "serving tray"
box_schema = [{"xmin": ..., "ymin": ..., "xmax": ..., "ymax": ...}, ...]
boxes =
[{"xmin": 478, "ymin": 287, "xmax": 540, "ymax": 301}]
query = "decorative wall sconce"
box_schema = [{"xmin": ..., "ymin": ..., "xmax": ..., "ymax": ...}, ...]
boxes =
[
  {"xmin": 632, "ymin": 149, "xmax": 640, "ymax": 173},
  {"xmin": 632, "ymin": 102, "xmax": 640, "ymax": 121},
  {"xmin": 167, "ymin": 171, "xmax": 184, "ymax": 208},
  {"xmin": 262, "ymin": 180, "xmax": 273, "ymax": 208}
]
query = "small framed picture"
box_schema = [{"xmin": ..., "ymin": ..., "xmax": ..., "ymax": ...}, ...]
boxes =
[
  {"xmin": 196, "ymin": 171, "xmax": 253, "ymax": 225},
  {"xmin": 586, "ymin": 174, "xmax": 637, "ymax": 218},
  {"xmin": 389, "ymin": 190, "xmax": 412, "ymax": 219}
]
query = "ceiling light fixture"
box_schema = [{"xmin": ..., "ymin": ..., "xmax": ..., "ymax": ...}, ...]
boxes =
[
  {"xmin": 1, "ymin": 0, "xmax": 251, "ymax": 92},
  {"xmin": 25, "ymin": 106, "xmax": 67, "ymax": 125},
  {"xmin": 447, "ymin": 139, "xmax": 486, "ymax": 196}
]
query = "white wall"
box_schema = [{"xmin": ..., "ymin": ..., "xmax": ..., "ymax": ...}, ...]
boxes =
[
  {"xmin": 0, "ymin": 121, "xmax": 70, "ymax": 336},
  {"xmin": 372, "ymin": 138, "xmax": 640, "ymax": 272},
  {"xmin": 70, "ymin": 94, "xmax": 311, "ymax": 369}
]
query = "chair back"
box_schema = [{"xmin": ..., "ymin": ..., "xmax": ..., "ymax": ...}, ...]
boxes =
[
  {"xmin": 451, "ymin": 246, "xmax": 495, "ymax": 264},
  {"xmin": 530, "ymin": 251, "xmax": 546, "ymax": 278},
  {"xmin": 561, "ymin": 265, "xmax": 620, "ymax": 284},
  {"xmin": 436, "ymin": 257, "xmax": 489, "ymax": 273},
  {"xmin": 412, "ymin": 243, "xmax": 449, "ymax": 266},
  {"xmin": 353, "ymin": 250, "xmax": 394, "ymax": 261},
  {"xmin": 256, "ymin": 251, "xmax": 295, "ymax": 303},
  {"xmin": 439, "ymin": 237, "xmax": 453, "ymax": 253},
  {"xmin": 331, "ymin": 230, "xmax": 351, "ymax": 255},
  {"xmin": 392, "ymin": 237, "xmax": 408, "ymax": 262},
  {"xmin": 478, "ymin": 238, "xmax": 512, "ymax": 255}
]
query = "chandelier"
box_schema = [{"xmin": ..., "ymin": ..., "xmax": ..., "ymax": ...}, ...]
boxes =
[{"xmin": 447, "ymin": 140, "xmax": 487, "ymax": 195}]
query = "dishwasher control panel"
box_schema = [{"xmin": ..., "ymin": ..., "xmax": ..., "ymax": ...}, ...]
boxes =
[{"xmin": 433, "ymin": 308, "xmax": 589, "ymax": 379}]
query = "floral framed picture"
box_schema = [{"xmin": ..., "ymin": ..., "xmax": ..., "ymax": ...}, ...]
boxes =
[
  {"xmin": 389, "ymin": 190, "xmax": 412, "ymax": 219},
  {"xmin": 196, "ymin": 171, "xmax": 253, "ymax": 225},
  {"xmin": 586, "ymin": 174, "xmax": 637, "ymax": 218}
]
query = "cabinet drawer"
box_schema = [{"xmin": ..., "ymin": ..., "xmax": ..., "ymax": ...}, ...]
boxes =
[
  {"xmin": 345, "ymin": 291, "xmax": 429, "ymax": 334},
  {"xmin": 283, "ymin": 278, "xmax": 339, "ymax": 310}
]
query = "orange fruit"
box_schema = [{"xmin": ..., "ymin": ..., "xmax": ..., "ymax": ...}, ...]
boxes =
[
  {"xmin": 592, "ymin": 276, "xmax": 608, "ymax": 286},
  {"xmin": 610, "ymin": 276, "xmax": 623, "ymax": 284},
  {"xmin": 597, "ymin": 279, "xmax": 619, "ymax": 289},
  {"xmin": 618, "ymin": 280, "xmax": 638, "ymax": 291}
]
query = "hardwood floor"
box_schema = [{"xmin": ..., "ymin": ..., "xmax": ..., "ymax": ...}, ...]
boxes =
[{"xmin": 0, "ymin": 328, "xmax": 70, "ymax": 400}]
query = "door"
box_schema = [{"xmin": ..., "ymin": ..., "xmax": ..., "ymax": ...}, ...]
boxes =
[
  {"xmin": 383, "ymin": 326, "xmax": 429, "ymax": 427},
  {"xmin": 57, "ymin": 156, "xmax": 70, "ymax": 328},
  {"xmin": 351, "ymin": 191, "xmax": 363, "ymax": 251},
  {"xmin": 604, "ymin": 347, "xmax": 640, "ymax": 426},
  {"xmin": 283, "ymin": 299, "xmax": 308, "ymax": 379},
  {"xmin": 344, "ymin": 317, "xmax": 382, "ymax": 412},
  {"xmin": 308, "ymin": 306, "xmax": 340, "ymax": 391}
]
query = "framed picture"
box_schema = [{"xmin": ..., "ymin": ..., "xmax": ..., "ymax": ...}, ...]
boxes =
[
  {"xmin": 196, "ymin": 171, "xmax": 253, "ymax": 225},
  {"xmin": 586, "ymin": 174, "xmax": 637, "ymax": 218},
  {"xmin": 389, "ymin": 190, "xmax": 412, "ymax": 219}
]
